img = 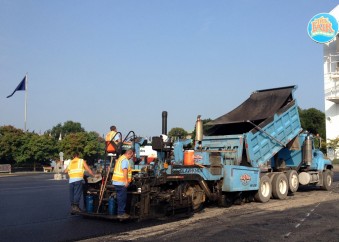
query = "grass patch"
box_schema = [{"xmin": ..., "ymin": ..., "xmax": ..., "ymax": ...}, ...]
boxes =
[{"xmin": 332, "ymin": 159, "xmax": 339, "ymax": 164}]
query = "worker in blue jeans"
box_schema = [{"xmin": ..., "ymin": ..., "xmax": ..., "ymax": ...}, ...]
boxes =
[
  {"xmin": 112, "ymin": 149, "xmax": 134, "ymax": 219},
  {"xmin": 65, "ymin": 153, "xmax": 97, "ymax": 214}
]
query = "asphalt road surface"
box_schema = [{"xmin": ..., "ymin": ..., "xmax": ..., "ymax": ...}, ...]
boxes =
[{"xmin": 1, "ymin": 172, "xmax": 339, "ymax": 242}]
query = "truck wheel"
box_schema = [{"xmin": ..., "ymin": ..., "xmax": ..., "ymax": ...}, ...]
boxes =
[
  {"xmin": 286, "ymin": 170, "xmax": 299, "ymax": 193},
  {"xmin": 218, "ymin": 194, "xmax": 232, "ymax": 208},
  {"xmin": 254, "ymin": 175, "xmax": 272, "ymax": 203},
  {"xmin": 186, "ymin": 184, "xmax": 205, "ymax": 211},
  {"xmin": 321, "ymin": 170, "xmax": 333, "ymax": 191},
  {"xmin": 272, "ymin": 173, "xmax": 288, "ymax": 199}
]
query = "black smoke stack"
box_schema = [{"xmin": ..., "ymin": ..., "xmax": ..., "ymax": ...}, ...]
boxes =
[{"xmin": 162, "ymin": 111, "xmax": 168, "ymax": 135}]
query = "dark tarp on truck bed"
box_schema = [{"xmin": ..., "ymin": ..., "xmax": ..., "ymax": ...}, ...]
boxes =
[{"xmin": 205, "ymin": 85, "xmax": 297, "ymax": 135}]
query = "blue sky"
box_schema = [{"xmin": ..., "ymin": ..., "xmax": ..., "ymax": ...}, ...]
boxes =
[{"xmin": 0, "ymin": 1, "xmax": 338, "ymax": 138}]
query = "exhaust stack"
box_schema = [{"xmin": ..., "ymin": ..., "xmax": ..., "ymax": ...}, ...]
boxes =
[
  {"xmin": 162, "ymin": 111, "xmax": 168, "ymax": 135},
  {"xmin": 195, "ymin": 115, "xmax": 203, "ymax": 150},
  {"xmin": 195, "ymin": 115, "xmax": 203, "ymax": 142},
  {"xmin": 302, "ymin": 135, "xmax": 313, "ymax": 166}
]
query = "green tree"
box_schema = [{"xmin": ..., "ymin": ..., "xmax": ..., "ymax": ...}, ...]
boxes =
[
  {"xmin": 48, "ymin": 121, "xmax": 85, "ymax": 140},
  {"xmin": 327, "ymin": 137, "xmax": 339, "ymax": 159},
  {"xmin": 168, "ymin": 127, "xmax": 188, "ymax": 139},
  {"xmin": 83, "ymin": 131, "xmax": 105, "ymax": 165},
  {"xmin": 58, "ymin": 132, "xmax": 105, "ymax": 165},
  {"xmin": 30, "ymin": 134, "xmax": 58, "ymax": 164},
  {"xmin": 0, "ymin": 126, "xmax": 24, "ymax": 164},
  {"xmin": 15, "ymin": 133, "xmax": 58, "ymax": 168},
  {"xmin": 299, "ymin": 107, "xmax": 326, "ymax": 138},
  {"xmin": 0, "ymin": 125, "xmax": 59, "ymax": 169},
  {"xmin": 0, "ymin": 123, "xmax": 105, "ymax": 168}
]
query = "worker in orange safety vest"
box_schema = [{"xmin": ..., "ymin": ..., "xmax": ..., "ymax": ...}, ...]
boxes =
[
  {"xmin": 105, "ymin": 125, "xmax": 121, "ymax": 153},
  {"xmin": 105, "ymin": 125, "xmax": 121, "ymax": 143}
]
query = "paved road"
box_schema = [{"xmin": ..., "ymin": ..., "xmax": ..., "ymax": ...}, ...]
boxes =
[
  {"xmin": 137, "ymin": 185, "xmax": 339, "ymax": 242},
  {"xmin": 0, "ymin": 172, "xmax": 338, "ymax": 242},
  {"xmin": 0, "ymin": 173, "xmax": 134, "ymax": 242},
  {"xmin": 91, "ymin": 178, "xmax": 339, "ymax": 242}
]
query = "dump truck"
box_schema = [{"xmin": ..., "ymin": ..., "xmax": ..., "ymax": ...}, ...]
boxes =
[{"xmin": 80, "ymin": 85, "xmax": 333, "ymax": 220}]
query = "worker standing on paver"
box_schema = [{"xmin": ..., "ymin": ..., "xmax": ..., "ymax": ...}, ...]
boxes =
[
  {"xmin": 64, "ymin": 152, "xmax": 97, "ymax": 214},
  {"xmin": 112, "ymin": 149, "xmax": 134, "ymax": 219},
  {"xmin": 105, "ymin": 125, "xmax": 121, "ymax": 143},
  {"xmin": 105, "ymin": 125, "xmax": 122, "ymax": 154}
]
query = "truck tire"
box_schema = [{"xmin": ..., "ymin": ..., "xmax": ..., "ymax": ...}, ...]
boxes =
[
  {"xmin": 286, "ymin": 170, "xmax": 299, "ymax": 193},
  {"xmin": 321, "ymin": 170, "xmax": 333, "ymax": 191},
  {"xmin": 186, "ymin": 184, "xmax": 205, "ymax": 211},
  {"xmin": 218, "ymin": 194, "xmax": 232, "ymax": 208},
  {"xmin": 272, "ymin": 173, "xmax": 288, "ymax": 199},
  {"xmin": 254, "ymin": 175, "xmax": 272, "ymax": 203}
]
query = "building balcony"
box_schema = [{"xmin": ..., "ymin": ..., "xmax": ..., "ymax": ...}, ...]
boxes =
[
  {"xmin": 325, "ymin": 86, "xmax": 339, "ymax": 103},
  {"xmin": 327, "ymin": 96, "xmax": 339, "ymax": 103}
]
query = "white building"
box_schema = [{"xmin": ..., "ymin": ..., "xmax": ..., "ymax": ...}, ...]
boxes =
[{"xmin": 324, "ymin": 5, "xmax": 339, "ymax": 158}]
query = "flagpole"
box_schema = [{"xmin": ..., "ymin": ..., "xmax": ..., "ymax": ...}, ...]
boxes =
[{"xmin": 24, "ymin": 73, "xmax": 28, "ymax": 131}]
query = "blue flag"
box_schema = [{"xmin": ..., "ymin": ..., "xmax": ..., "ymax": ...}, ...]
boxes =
[{"xmin": 7, "ymin": 76, "xmax": 26, "ymax": 98}]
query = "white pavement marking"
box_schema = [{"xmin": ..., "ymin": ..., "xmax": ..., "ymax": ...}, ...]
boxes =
[{"xmin": 283, "ymin": 183, "xmax": 339, "ymax": 239}]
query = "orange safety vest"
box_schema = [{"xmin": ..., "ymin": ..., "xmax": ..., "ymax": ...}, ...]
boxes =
[
  {"xmin": 105, "ymin": 131, "xmax": 117, "ymax": 153},
  {"xmin": 68, "ymin": 158, "xmax": 85, "ymax": 179},
  {"xmin": 105, "ymin": 131, "xmax": 117, "ymax": 142},
  {"xmin": 112, "ymin": 155, "xmax": 132, "ymax": 183}
]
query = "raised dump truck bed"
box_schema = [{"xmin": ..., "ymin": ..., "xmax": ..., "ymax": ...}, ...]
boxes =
[{"xmin": 205, "ymin": 85, "xmax": 302, "ymax": 168}]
